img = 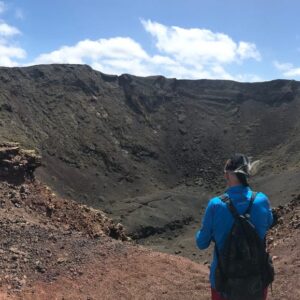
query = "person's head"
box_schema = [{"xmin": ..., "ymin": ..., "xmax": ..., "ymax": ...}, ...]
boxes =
[{"xmin": 224, "ymin": 153, "xmax": 250, "ymax": 187}]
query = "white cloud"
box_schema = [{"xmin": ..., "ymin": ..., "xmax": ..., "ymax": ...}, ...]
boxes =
[
  {"xmin": 33, "ymin": 37, "xmax": 149, "ymax": 64},
  {"xmin": 0, "ymin": 43, "xmax": 26, "ymax": 66},
  {"xmin": 286, "ymin": 68, "xmax": 300, "ymax": 77},
  {"xmin": 274, "ymin": 60, "xmax": 300, "ymax": 77},
  {"xmin": 274, "ymin": 61, "xmax": 293, "ymax": 71},
  {"xmin": 30, "ymin": 20, "xmax": 262, "ymax": 81},
  {"xmin": 32, "ymin": 37, "xmax": 153, "ymax": 76},
  {"xmin": 0, "ymin": 22, "xmax": 21, "ymax": 36},
  {"xmin": 142, "ymin": 19, "xmax": 261, "ymax": 65},
  {"xmin": 237, "ymin": 41, "xmax": 261, "ymax": 61},
  {"xmin": 0, "ymin": 42, "xmax": 25, "ymax": 58},
  {"xmin": 0, "ymin": 19, "xmax": 26, "ymax": 66},
  {"xmin": 31, "ymin": 37, "xmax": 234, "ymax": 80}
]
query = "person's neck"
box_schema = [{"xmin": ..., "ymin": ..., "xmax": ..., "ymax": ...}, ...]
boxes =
[{"xmin": 227, "ymin": 182, "xmax": 241, "ymax": 188}]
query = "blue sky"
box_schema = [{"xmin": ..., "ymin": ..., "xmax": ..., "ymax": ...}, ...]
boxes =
[{"xmin": 0, "ymin": 0, "xmax": 300, "ymax": 81}]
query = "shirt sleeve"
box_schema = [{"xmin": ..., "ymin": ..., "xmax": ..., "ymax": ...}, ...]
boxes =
[
  {"xmin": 265, "ymin": 196, "xmax": 273, "ymax": 229},
  {"xmin": 195, "ymin": 199, "xmax": 214, "ymax": 249}
]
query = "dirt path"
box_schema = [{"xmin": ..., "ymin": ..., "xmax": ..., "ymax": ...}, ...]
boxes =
[{"xmin": 16, "ymin": 247, "xmax": 210, "ymax": 300}]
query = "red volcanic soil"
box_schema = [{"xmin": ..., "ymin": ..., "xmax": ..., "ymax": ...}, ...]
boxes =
[
  {"xmin": 0, "ymin": 179, "xmax": 210, "ymax": 300},
  {"xmin": 0, "ymin": 143, "xmax": 299, "ymax": 300},
  {"xmin": 267, "ymin": 196, "xmax": 300, "ymax": 300},
  {"xmin": 0, "ymin": 143, "xmax": 210, "ymax": 299},
  {"xmin": 19, "ymin": 248, "xmax": 210, "ymax": 300}
]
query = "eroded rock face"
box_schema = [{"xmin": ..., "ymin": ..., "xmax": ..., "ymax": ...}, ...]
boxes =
[
  {"xmin": 0, "ymin": 142, "xmax": 128, "ymax": 292},
  {"xmin": 0, "ymin": 141, "xmax": 126, "ymax": 240},
  {"xmin": 0, "ymin": 142, "xmax": 41, "ymax": 182},
  {"xmin": 1, "ymin": 65, "xmax": 300, "ymax": 242},
  {"xmin": 1, "ymin": 65, "xmax": 300, "ymax": 208}
]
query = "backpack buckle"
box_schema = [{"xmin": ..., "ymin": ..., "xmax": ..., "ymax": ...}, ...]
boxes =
[{"xmin": 245, "ymin": 213, "xmax": 251, "ymax": 219}]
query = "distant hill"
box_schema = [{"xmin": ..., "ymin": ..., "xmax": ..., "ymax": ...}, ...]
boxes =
[{"xmin": 1, "ymin": 64, "xmax": 300, "ymax": 239}]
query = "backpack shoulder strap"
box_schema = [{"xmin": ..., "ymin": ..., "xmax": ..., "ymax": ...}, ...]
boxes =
[
  {"xmin": 244, "ymin": 191, "xmax": 257, "ymax": 215},
  {"xmin": 219, "ymin": 194, "xmax": 240, "ymax": 219},
  {"xmin": 219, "ymin": 194, "xmax": 228, "ymax": 201},
  {"xmin": 219, "ymin": 191, "xmax": 258, "ymax": 219}
]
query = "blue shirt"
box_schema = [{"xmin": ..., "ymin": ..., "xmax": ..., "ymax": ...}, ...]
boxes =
[{"xmin": 195, "ymin": 185, "xmax": 273, "ymax": 288}]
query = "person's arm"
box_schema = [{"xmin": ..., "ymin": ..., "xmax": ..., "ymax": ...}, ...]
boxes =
[
  {"xmin": 195, "ymin": 200, "xmax": 214, "ymax": 249},
  {"xmin": 257, "ymin": 193, "xmax": 274, "ymax": 230}
]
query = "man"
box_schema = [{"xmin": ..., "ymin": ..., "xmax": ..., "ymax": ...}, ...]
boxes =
[{"xmin": 195, "ymin": 154, "xmax": 273, "ymax": 300}]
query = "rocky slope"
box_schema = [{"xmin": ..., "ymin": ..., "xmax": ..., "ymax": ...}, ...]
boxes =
[
  {"xmin": 0, "ymin": 143, "xmax": 211, "ymax": 299},
  {"xmin": 0, "ymin": 143, "xmax": 298, "ymax": 299},
  {"xmin": 267, "ymin": 195, "xmax": 300, "ymax": 300},
  {"xmin": 1, "ymin": 65, "xmax": 300, "ymax": 242}
]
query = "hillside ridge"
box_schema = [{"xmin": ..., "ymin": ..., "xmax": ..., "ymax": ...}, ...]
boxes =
[{"xmin": 1, "ymin": 64, "xmax": 300, "ymax": 242}]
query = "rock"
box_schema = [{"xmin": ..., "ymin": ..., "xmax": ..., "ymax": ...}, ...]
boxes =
[
  {"xmin": 35, "ymin": 265, "xmax": 46, "ymax": 273},
  {"xmin": 177, "ymin": 113, "xmax": 186, "ymax": 123},
  {"xmin": 179, "ymin": 127, "xmax": 187, "ymax": 135},
  {"xmin": 98, "ymin": 196, "xmax": 105, "ymax": 202},
  {"xmin": 57, "ymin": 257, "xmax": 67, "ymax": 264},
  {"xmin": 0, "ymin": 143, "xmax": 41, "ymax": 181}
]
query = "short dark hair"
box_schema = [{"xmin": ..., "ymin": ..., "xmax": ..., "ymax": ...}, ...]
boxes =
[
  {"xmin": 225, "ymin": 153, "xmax": 250, "ymax": 186},
  {"xmin": 235, "ymin": 172, "xmax": 249, "ymax": 186}
]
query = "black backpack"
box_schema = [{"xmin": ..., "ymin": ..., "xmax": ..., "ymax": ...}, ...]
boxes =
[{"xmin": 215, "ymin": 192, "xmax": 274, "ymax": 300}]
